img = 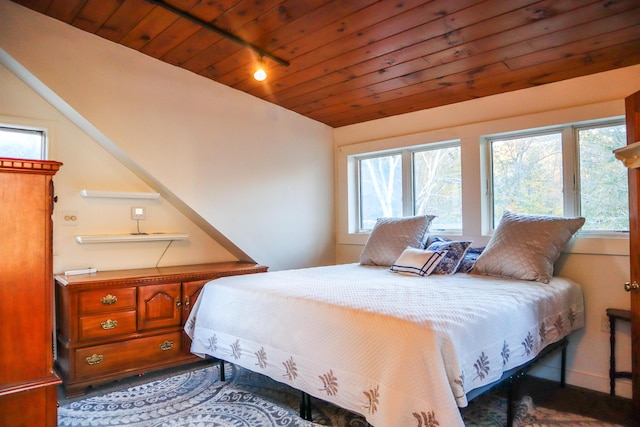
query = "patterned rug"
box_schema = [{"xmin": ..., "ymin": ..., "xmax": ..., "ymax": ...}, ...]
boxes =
[{"xmin": 58, "ymin": 362, "xmax": 623, "ymax": 427}]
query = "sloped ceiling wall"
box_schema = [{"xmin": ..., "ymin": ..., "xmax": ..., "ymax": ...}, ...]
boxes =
[{"xmin": 0, "ymin": 0, "xmax": 336, "ymax": 272}]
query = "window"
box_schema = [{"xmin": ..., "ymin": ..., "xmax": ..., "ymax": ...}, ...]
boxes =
[
  {"xmin": 486, "ymin": 120, "xmax": 627, "ymax": 233},
  {"xmin": 489, "ymin": 131, "xmax": 563, "ymax": 227},
  {"xmin": 359, "ymin": 154, "xmax": 402, "ymax": 230},
  {"xmin": 413, "ymin": 145, "xmax": 462, "ymax": 231},
  {"xmin": 577, "ymin": 123, "xmax": 628, "ymax": 231},
  {"xmin": 356, "ymin": 142, "xmax": 462, "ymax": 233},
  {"xmin": 0, "ymin": 126, "xmax": 47, "ymax": 160}
]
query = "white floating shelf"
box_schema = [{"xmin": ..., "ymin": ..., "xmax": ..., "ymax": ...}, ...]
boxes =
[
  {"xmin": 614, "ymin": 141, "xmax": 640, "ymax": 169},
  {"xmin": 80, "ymin": 189, "xmax": 160, "ymax": 199},
  {"xmin": 75, "ymin": 233, "xmax": 188, "ymax": 244}
]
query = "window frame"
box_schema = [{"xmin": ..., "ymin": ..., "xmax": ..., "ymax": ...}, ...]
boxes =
[
  {"xmin": 482, "ymin": 118, "xmax": 627, "ymax": 237},
  {"xmin": 353, "ymin": 139, "xmax": 462, "ymax": 234},
  {"xmin": 355, "ymin": 149, "xmax": 406, "ymax": 232},
  {"xmin": 0, "ymin": 123, "xmax": 48, "ymax": 160}
]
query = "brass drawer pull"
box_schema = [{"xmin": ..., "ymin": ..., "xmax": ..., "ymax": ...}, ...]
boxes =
[
  {"xmin": 159, "ymin": 340, "xmax": 174, "ymax": 351},
  {"xmin": 101, "ymin": 319, "xmax": 118, "ymax": 330},
  {"xmin": 86, "ymin": 353, "xmax": 104, "ymax": 365},
  {"xmin": 101, "ymin": 294, "xmax": 118, "ymax": 305}
]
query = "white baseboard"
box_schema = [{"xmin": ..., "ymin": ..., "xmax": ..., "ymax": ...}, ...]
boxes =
[{"xmin": 528, "ymin": 363, "xmax": 632, "ymax": 399}]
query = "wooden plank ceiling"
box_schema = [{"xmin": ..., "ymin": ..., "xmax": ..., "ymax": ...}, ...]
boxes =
[{"xmin": 11, "ymin": 0, "xmax": 640, "ymax": 128}]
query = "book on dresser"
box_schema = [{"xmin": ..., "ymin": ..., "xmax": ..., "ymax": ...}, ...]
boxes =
[{"xmin": 54, "ymin": 261, "xmax": 268, "ymax": 397}]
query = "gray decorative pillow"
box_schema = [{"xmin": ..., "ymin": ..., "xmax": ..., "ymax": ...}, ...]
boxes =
[
  {"xmin": 472, "ymin": 211, "xmax": 585, "ymax": 283},
  {"xmin": 359, "ymin": 215, "xmax": 435, "ymax": 266},
  {"xmin": 426, "ymin": 237, "xmax": 473, "ymax": 275},
  {"xmin": 390, "ymin": 247, "xmax": 447, "ymax": 276}
]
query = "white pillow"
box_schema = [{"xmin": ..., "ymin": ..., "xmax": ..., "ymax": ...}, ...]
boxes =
[
  {"xmin": 390, "ymin": 247, "xmax": 447, "ymax": 276},
  {"xmin": 360, "ymin": 215, "xmax": 435, "ymax": 266},
  {"xmin": 472, "ymin": 211, "xmax": 585, "ymax": 283}
]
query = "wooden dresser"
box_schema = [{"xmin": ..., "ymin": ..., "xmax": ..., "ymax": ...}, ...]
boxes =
[
  {"xmin": 0, "ymin": 158, "xmax": 63, "ymax": 427},
  {"xmin": 54, "ymin": 262, "xmax": 267, "ymax": 397}
]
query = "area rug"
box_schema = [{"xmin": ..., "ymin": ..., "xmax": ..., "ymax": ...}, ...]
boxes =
[{"xmin": 58, "ymin": 362, "xmax": 623, "ymax": 427}]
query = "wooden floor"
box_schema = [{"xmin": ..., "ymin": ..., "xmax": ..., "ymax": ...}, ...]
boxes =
[{"xmin": 507, "ymin": 376, "xmax": 636, "ymax": 427}]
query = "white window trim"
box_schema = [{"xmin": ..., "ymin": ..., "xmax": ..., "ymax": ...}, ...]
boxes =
[
  {"xmin": 336, "ymin": 104, "xmax": 628, "ymax": 256},
  {"xmin": 352, "ymin": 139, "xmax": 462, "ymax": 234},
  {"xmin": 481, "ymin": 118, "xmax": 627, "ymax": 237},
  {"xmin": 0, "ymin": 115, "xmax": 55, "ymax": 160}
]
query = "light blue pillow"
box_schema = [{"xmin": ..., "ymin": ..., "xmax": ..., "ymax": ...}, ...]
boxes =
[{"xmin": 426, "ymin": 237, "xmax": 473, "ymax": 275}]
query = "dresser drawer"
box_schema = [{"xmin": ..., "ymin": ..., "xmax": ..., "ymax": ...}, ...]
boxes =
[
  {"xmin": 78, "ymin": 310, "xmax": 137, "ymax": 341},
  {"xmin": 74, "ymin": 332, "xmax": 183, "ymax": 377},
  {"xmin": 79, "ymin": 288, "xmax": 136, "ymax": 314}
]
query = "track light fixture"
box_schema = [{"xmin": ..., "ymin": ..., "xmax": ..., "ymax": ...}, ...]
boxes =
[
  {"xmin": 254, "ymin": 57, "xmax": 267, "ymax": 81},
  {"xmin": 145, "ymin": 0, "xmax": 289, "ymax": 82}
]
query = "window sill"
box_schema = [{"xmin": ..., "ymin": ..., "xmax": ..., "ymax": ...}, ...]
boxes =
[
  {"xmin": 565, "ymin": 234, "xmax": 628, "ymax": 256},
  {"xmin": 339, "ymin": 232, "xmax": 629, "ymax": 257}
]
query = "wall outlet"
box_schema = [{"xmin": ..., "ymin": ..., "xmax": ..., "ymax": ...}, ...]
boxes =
[
  {"xmin": 601, "ymin": 314, "xmax": 610, "ymax": 333},
  {"xmin": 131, "ymin": 206, "xmax": 146, "ymax": 220},
  {"xmin": 62, "ymin": 211, "xmax": 79, "ymax": 226}
]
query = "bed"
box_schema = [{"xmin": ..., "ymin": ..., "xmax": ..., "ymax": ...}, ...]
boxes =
[{"xmin": 185, "ymin": 211, "xmax": 586, "ymax": 427}]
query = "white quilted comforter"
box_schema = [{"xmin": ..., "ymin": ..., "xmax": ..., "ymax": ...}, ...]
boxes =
[{"xmin": 185, "ymin": 263, "xmax": 584, "ymax": 427}]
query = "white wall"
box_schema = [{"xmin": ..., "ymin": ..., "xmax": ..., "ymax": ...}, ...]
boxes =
[
  {"xmin": 1, "ymin": 63, "xmax": 238, "ymax": 272},
  {"xmin": 334, "ymin": 65, "xmax": 640, "ymax": 398},
  {"xmin": 0, "ymin": 0, "xmax": 335, "ymax": 273}
]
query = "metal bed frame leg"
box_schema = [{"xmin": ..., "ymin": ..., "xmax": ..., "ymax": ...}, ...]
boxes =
[
  {"xmin": 504, "ymin": 338, "xmax": 568, "ymax": 427},
  {"xmin": 300, "ymin": 391, "xmax": 312, "ymax": 420},
  {"xmin": 560, "ymin": 343, "xmax": 567, "ymax": 387},
  {"xmin": 507, "ymin": 380, "xmax": 515, "ymax": 427}
]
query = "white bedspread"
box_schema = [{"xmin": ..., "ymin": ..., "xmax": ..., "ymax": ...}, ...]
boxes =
[{"xmin": 186, "ymin": 263, "xmax": 584, "ymax": 427}]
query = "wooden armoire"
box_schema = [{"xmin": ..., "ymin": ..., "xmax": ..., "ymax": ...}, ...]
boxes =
[{"xmin": 0, "ymin": 158, "xmax": 62, "ymax": 426}]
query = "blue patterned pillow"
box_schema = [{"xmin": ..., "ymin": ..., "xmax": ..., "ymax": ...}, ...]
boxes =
[
  {"xmin": 426, "ymin": 237, "xmax": 473, "ymax": 274},
  {"xmin": 458, "ymin": 246, "xmax": 485, "ymax": 273}
]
